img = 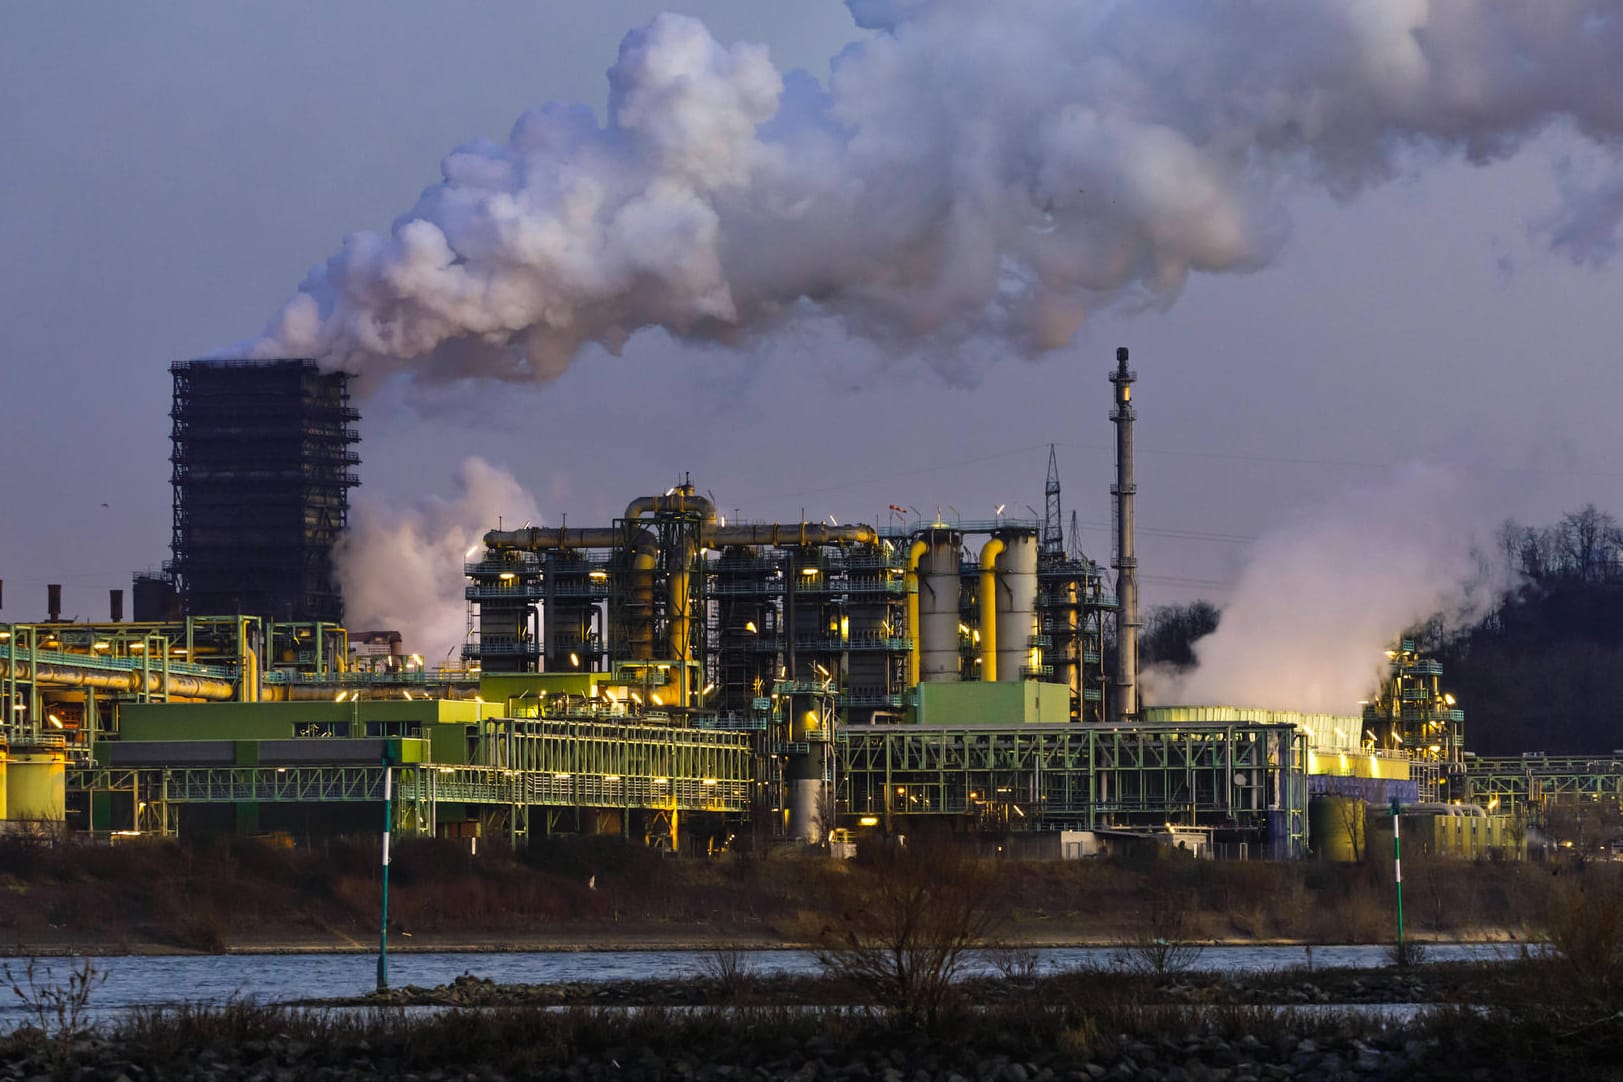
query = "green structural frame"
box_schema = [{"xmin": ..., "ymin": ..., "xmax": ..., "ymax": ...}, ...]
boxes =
[
  {"xmin": 838, "ymin": 721, "xmax": 1307, "ymax": 851},
  {"xmin": 1464, "ymin": 755, "xmax": 1623, "ymax": 810},
  {"xmin": 69, "ymin": 719, "xmax": 753, "ymax": 843}
]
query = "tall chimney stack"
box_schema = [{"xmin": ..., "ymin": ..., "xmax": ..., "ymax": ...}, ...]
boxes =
[
  {"xmin": 110, "ymin": 589, "xmax": 124, "ymax": 623},
  {"xmin": 1109, "ymin": 347, "xmax": 1139, "ymax": 721},
  {"xmin": 47, "ymin": 584, "xmax": 62, "ymax": 623}
]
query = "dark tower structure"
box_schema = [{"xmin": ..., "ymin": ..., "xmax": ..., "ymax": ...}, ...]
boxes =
[{"xmin": 168, "ymin": 359, "xmax": 359, "ymax": 622}]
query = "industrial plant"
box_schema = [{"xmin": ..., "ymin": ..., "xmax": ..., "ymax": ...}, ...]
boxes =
[{"xmin": 0, "ymin": 349, "xmax": 1601, "ymax": 861}]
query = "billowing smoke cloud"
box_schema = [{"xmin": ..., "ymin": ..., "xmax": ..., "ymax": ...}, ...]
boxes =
[
  {"xmin": 335, "ymin": 457, "xmax": 542, "ymax": 666},
  {"xmin": 1150, "ymin": 464, "xmax": 1488, "ymax": 714},
  {"xmin": 236, "ymin": 1, "xmax": 1623, "ymax": 388}
]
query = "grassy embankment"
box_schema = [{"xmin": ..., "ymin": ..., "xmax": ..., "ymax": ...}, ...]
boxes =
[{"xmin": 0, "ymin": 831, "xmax": 1553, "ymax": 954}]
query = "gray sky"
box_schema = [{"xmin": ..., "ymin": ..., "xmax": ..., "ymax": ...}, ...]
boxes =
[{"xmin": 2, "ymin": 1, "xmax": 1620, "ymax": 629}]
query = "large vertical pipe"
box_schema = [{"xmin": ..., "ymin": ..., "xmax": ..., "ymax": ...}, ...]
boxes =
[
  {"xmin": 995, "ymin": 529, "xmax": 1039, "ymax": 682},
  {"xmin": 109, "ymin": 590, "xmax": 124, "ymax": 623},
  {"xmin": 904, "ymin": 540, "xmax": 927, "ymax": 687},
  {"xmin": 977, "ymin": 538, "xmax": 1004, "ymax": 681},
  {"xmin": 627, "ymin": 530, "xmax": 658, "ymax": 661},
  {"xmin": 47, "ymin": 584, "xmax": 61, "ymax": 623},
  {"xmin": 1110, "ymin": 347, "xmax": 1139, "ymax": 720},
  {"xmin": 918, "ymin": 529, "xmax": 963, "ymax": 682}
]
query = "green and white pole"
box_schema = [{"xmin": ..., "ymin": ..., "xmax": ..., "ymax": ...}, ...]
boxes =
[
  {"xmin": 378, "ymin": 759, "xmax": 393, "ymax": 992},
  {"xmin": 1391, "ymin": 797, "xmax": 1405, "ymax": 957}
]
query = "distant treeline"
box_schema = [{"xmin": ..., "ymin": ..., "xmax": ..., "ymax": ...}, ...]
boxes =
[{"xmin": 1428, "ymin": 506, "xmax": 1623, "ymax": 755}]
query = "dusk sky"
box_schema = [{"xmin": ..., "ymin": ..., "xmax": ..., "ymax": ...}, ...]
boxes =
[{"xmin": 3, "ymin": 2, "xmax": 1621, "ymax": 698}]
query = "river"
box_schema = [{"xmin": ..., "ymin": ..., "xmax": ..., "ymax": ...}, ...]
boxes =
[{"xmin": 0, "ymin": 942, "xmax": 1520, "ymax": 1024}]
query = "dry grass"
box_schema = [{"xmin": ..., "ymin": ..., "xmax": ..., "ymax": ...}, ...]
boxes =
[{"xmin": 0, "ymin": 829, "xmax": 1557, "ymax": 951}]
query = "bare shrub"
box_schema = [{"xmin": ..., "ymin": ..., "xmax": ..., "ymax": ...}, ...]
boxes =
[
  {"xmin": 696, "ymin": 945, "xmax": 755, "ymax": 1002},
  {"xmin": 1543, "ymin": 869, "xmax": 1623, "ymax": 1004},
  {"xmin": 4, "ymin": 956, "xmax": 106, "ymax": 1067},
  {"xmin": 1387, "ymin": 939, "xmax": 1428, "ymax": 968},
  {"xmin": 812, "ymin": 841, "xmax": 1002, "ymax": 1023},
  {"xmin": 1113, "ymin": 891, "xmax": 1205, "ymax": 978},
  {"xmin": 983, "ymin": 943, "xmax": 1042, "ymax": 981}
]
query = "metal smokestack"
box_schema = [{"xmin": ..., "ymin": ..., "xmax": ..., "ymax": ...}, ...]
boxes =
[
  {"xmin": 47, "ymin": 584, "xmax": 62, "ymax": 623},
  {"xmin": 1109, "ymin": 347, "xmax": 1139, "ymax": 720},
  {"xmin": 110, "ymin": 589, "xmax": 124, "ymax": 623}
]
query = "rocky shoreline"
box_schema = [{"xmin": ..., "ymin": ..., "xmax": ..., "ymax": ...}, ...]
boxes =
[
  {"xmin": 0, "ymin": 958, "xmax": 1597, "ymax": 1081},
  {"xmin": 0, "ymin": 1023, "xmax": 1471, "ymax": 1082}
]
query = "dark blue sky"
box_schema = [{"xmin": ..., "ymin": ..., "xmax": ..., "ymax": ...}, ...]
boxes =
[{"xmin": 2, "ymin": 1, "xmax": 1619, "ymax": 634}]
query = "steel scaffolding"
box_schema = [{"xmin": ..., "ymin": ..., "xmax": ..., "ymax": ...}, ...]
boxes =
[
  {"xmin": 168, "ymin": 360, "xmax": 359, "ymax": 624},
  {"xmin": 838, "ymin": 721, "xmax": 1307, "ymax": 856}
]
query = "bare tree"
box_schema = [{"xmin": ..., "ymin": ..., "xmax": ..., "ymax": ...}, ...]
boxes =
[
  {"xmin": 813, "ymin": 841, "xmax": 1002, "ymax": 1023},
  {"xmin": 1113, "ymin": 891, "xmax": 1206, "ymax": 978}
]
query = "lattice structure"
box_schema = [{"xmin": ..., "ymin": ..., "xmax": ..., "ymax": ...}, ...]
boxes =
[
  {"xmin": 1464, "ymin": 755, "xmax": 1623, "ymax": 810},
  {"xmin": 168, "ymin": 360, "xmax": 358, "ymax": 622},
  {"xmin": 838, "ymin": 721, "xmax": 1308, "ymax": 856},
  {"xmin": 1363, "ymin": 638, "xmax": 1465, "ymax": 800}
]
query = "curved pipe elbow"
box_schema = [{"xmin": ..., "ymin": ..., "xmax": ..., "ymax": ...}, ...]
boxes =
[{"xmin": 978, "ymin": 538, "xmax": 1005, "ymax": 681}]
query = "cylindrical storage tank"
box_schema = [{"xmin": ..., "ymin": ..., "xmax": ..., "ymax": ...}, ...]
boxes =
[
  {"xmin": 995, "ymin": 529, "xmax": 1040, "ymax": 682},
  {"xmin": 786, "ymin": 756, "xmax": 825, "ymax": 844},
  {"xmin": 918, "ymin": 528, "xmax": 963, "ymax": 682},
  {"xmin": 1309, "ymin": 795, "xmax": 1366, "ymax": 863},
  {"xmin": 0, "ymin": 745, "xmax": 9, "ymax": 821},
  {"xmin": 7, "ymin": 747, "xmax": 66, "ymax": 822}
]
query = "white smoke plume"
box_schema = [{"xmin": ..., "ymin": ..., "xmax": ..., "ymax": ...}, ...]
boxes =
[
  {"xmin": 233, "ymin": 1, "xmax": 1623, "ymax": 390},
  {"xmin": 1151, "ymin": 463, "xmax": 1488, "ymax": 714},
  {"xmin": 335, "ymin": 457, "xmax": 542, "ymax": 667}
]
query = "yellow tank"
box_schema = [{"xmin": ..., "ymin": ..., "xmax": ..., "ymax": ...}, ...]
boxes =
[
  {"xmin": 0, "ymin": 746, "xmax": 9, "ymax": 820},
  {"xmin": 7, "ymin": 747, "xmax": 66, "ymax": 822},
  {"xmin": 1310, "ymin": 795, "xmax": 1366, "ymax": 862}
]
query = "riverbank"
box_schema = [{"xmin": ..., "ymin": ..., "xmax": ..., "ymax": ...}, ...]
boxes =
[
  {"xmin": 0, "ymin": 832, "xmax": 1552, "ymax": 956},
  {"xmin": 2, "ymin": 958, "xmax": 1615, "ymax": 1081}
]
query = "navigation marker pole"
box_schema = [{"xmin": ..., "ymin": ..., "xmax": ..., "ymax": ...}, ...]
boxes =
[
  {"xmin": 378, "ymin": 759, "xmax": 393, "ymax": 992},
  {"xmin": 1391, "ymin": 797, "xmax": 1405, "ymax": 961}
]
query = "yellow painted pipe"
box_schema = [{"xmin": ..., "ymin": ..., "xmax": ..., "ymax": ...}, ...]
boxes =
[
  {"xmin": 979, "ymin": 538, "xmax": 1005, "ymax": 682},
  {"xmin": 629, "ymin": 531, "xmax": 658, "ymax": 661},
  {"xmin": 905, "ymin": 540, "xmax": 928, "ymax": 688}
]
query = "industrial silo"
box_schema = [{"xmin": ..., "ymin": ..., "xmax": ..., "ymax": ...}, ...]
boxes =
[
  {"xmin": 7, "ymin": 743, "xmax": 65, "ymax": 822},
  {"xmin": 917, "ymin": 527, "xmax": 963, "ymax": 682},
  {"xmin": 995, "ymin": 527, "xmax": 1040, "ymax": 681}
]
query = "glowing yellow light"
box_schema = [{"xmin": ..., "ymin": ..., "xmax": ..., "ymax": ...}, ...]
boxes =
[
  {"xmin": 570, "ymin": 652, "xmax": 580, "ymax": 667},
  {"xmin": 702, "ymin": 778, "xmax": 717, "ymax": 786},
  {"xmin": 605, "ymin": 775, "xmax": 622, "ymax": 782},
  {"xmin": 858, "ymin": 816, "xmax": 879, "ymax": 827},
  {"xmin": 588, "ymin": 570, "xmax": 608, "ymax": 582},
  {"xmin": 46, "ymin": 714, "xmax": 64, "ymax": 729},
  {"xmin": 650, "ymin": 693, "xmax": 663, "ymax": 706},
  {"xmin": 745, "ymin": 621, "xmax": 758, "ymax": 634},
  {"xmin": 801, "ymin": 567, "xmax": 819, "ymax": 577}
]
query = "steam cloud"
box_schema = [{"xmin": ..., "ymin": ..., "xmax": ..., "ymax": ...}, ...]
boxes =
[
  {"xmin": 1151, "ymin": 464, "xmax": 1488, "ymax": 714},
  {"xmin": 335, "ymin": 457, "xmax": 542, "ymax": 664},
  {"xmin": 235, "ymin": 1, "xmax": 1623, "ymax": 389}
]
